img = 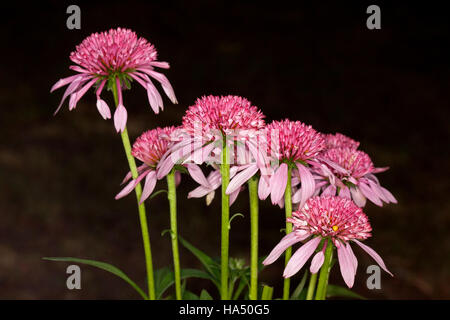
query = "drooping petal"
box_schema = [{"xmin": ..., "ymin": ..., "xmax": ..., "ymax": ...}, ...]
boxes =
[
  {"xmin": 96, "ymin": 99, "xmax": 111, "ymax": 120},
  {"xmin": 337, "ymin": 242, "xmax": 356, "ymax": 288},
  {"xmin": 139, "ymin": 171, "xmax": 157, "ymax": 204},
  {"xmin": 310, "ymin": 251, "xmax": 325, "ymax": 274},
  {"xmin": 185, "ymin": 163, "xmax": 210, "ymax": 188},
  {"xmin": 350, "ymin": 187, "xmax": 367, "ymax": 207},
  {"xmin": 50, "ymin": 74, "xmax": 84, "ymax": 92},
  {"xmin": 270, "ymin": 163, "xmax": 288, "ymax": 205},
  {"xmin": 359, "ymin": 182, "xmax": 383, "ymax": 206},
  {"xmin": 226, "ymin": 164, "xmax": 258, "ymax": 195},
  {"xmin": 353, "ymin": 240, "xmax": 393, "ymax": 277},
  {"xmin": 297, "ymin": 163, "xmax": 316, "ymax": 209},
  {"xmin": 175, "ymin": 171, "xmax": 182, "ymax": 187},
  {"xmin": 258, "ymin": 175, "xmax": 271, "ymax": 200},
  {"xmin": 188, "ymin": 185, "xmax": 211, "ymax": 199},
  {"xmin": 229, "ymin": 188, "xmax": 241, "ymax": 205},
  {"xmin": 380, "ymin": 186, "xmax": 397, "ymax": 204},
  {"xmin": 113, "ymin": 104, "xmax": 128, "ymax": 133},
  {"xmin": 263, "ymin": 232, "xmax": 303, "ymax": 265},
  {"xmin": 142, "ymin": 69, "xmax": 178, "ymax": 104},
  {"xmin": 339, "ymin": 186, "xmax": 351, "ymax": 199},
  {"xmin": 283, "ymin": 237, "xmax": 321, "ymax": 278},
  {"xmin": 121, "ymin": 164, "xmax": 148, "ymax": 185},
  {"xmin": 322, "ymin": 184, "xmax": 337, "ymax": 197},
  {"xmin": 115, "ymin": 170, "xmax": 149, "ymax": 200}
]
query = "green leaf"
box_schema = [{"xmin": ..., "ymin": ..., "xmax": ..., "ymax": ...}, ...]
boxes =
[
  {"xmin": 261, "ymin": 285, "xmax": 274, "ymax": 300},
  {"xmin": 43, "ymin": 257, "xmax": 147, "ymax": 300},
  {"xmin": 183, "ymin": 290, "xmax": 199, "ymax": 300},
  {"xmin": 199, "ymin": 289, "xmax": 213, "ymax": 300},
  {"xmin": 179, "ymin": 237, "xmax": 220, "ymax": 289},
  {"xmin": 291, "ymin": 271, "xmax": 308, "ymax": 300},
  {"xmin": 154, "ymin": 267, "xmax": 217, "ymax": 299},
  {"xmin": 149, "ymin": 189, "xmax": 167, "ymax": 201},
  {"xmin": 326, "ymin": 284, "xmax": 366, "ymax": 300}
]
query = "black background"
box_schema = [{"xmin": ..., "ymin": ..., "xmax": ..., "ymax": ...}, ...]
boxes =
[{"xmin": 0, "ymin": 1, "xmax": 449, "ymax": 299}]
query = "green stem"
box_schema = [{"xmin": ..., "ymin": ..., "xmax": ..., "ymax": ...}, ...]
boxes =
[
  {"xmin": 283, "ymin": 165, "xmax": 293, "ymax": 300},
  {"xmin": 220, "ymin": 136, "xmax": 230, "ymax": 300},
  {"xmin": 315, "ymin": 238, "xmax": 333, "ymax": 300},
  {"xmin": 306, "ymin": 272, "xmax": 318, "ymax": 300},
  {"xmin": 112, "ymin": 79, "xmax": 155, "ymax": 300},
  {"xmin": 248, "ymin": 175, "xmax": 259, "ymax": 300},
  {"xmin": 167, "ymin": 169, "xmax": 181, "ymax": 300}
]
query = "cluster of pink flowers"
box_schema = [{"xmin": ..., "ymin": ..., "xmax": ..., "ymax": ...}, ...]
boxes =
[{"xmin": 52, "ymin": 28, "xmax": 397, "ymax": 292}]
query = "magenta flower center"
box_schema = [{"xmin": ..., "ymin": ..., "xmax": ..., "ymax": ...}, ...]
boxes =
[
  {"xmin": 182, "ymin": 95, "xmax": 265, "ymax": 138},
  {"xmin": 132, "ymin": 126, "xmax": 178, "ymax": 167},
  {"xmin": 70, "ymin": 28, "xmax": 158, "ymax": 77},
  {"xmin": 289, "ymin": 196, "xmax": 372, "ymax": 243},
  {"xmin": 266, "ymin": 119, "xmax": 325, "ymax": 162}
]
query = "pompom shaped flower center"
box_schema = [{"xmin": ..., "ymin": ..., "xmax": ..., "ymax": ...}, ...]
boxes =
[
  {"xmin": 182, "ymin": 95, "xmax": 265, "ymax": 138},
  {"xmin": 266, "ymin": 119, "xmax": 325, "ymax": 162},
  {"xmin": 132, "ymin": 126, "xmax": 178, "ymax": 167},
  {"xmin": 324, "ymin": 133, "xmax": 360, "ymax": 150},
  {"xmin": 70, "ymin": 28, "xmax": 158, "ymax": 77},
  {"xmin": 322, "ymin": 147, "xmax": 375, "ymax": 178},
  {"xmin": 289, "ymin": 196, "xmax": 372, "ymax": 242}
]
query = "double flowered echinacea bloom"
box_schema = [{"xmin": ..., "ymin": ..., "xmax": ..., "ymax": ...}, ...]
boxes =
[
  {"xmin": 263, "ymin": 196, "xmax": 393, "ymax": 288},
  {"xmin": 51, "ymin": 28, "xmax": 178, "ymax": 132},
  {"xmin": 50, "ymin": 27, "xmax": 398, "ymax": 300}
]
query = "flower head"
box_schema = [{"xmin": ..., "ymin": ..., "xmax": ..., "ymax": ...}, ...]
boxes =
[
  {"xmin": 266, "ymin": 119, "xmax": 325, "ymax": 162},
  {"xmin": 51, "ymin": 28, "xmax": 177, "ymax": 132},
  {"xmin": 313, "ymin": 147, "xmax": 397, "ymax": 207},
  {"xmin": 182, "ymin": 95, "xmax": 265, "ymax": 137},
  {"xmin": 263, "ymin": 196, "xmax": 393, "ymax": 288},
  {"xmin": 116, "ymin": 126, "xmax": 182, "ymax": 203},
  {"xmin": 261, "ymin": 120, "xmax": 325, "ymax": 208},
  {"xmin": 323, "ymin": 133, "xmax": 360, "ymax": 150}
]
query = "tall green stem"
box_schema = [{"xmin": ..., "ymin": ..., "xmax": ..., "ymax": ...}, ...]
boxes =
[
  {"xmin": 306, "ymin": 272, "xmax": 318, "ymax": 300},
  {"xmin": 248, "ymin": 175, "xmax": 259, "ymax": 300},
  {"xmin": 166, "ymin": 169, "xmax": 181, "ymax": 300},
  {"xmin": 315, "ymin": 238, "xmax": 333, "ymax": 300},
  {"xmin": 112, "ymin": 79, "xmax": 155, "ymax": 300},
  {"xmin": 220, "ymin": 136, "xmax": 230, "ymax": 300},
  {"xmin": 283, "ymin": 165, "xmax": 293, "ymax": 300}
]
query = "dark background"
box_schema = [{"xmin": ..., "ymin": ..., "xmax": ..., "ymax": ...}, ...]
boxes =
[{"xmin": 0, "ymin": 1, "xmax": 449, "ymax": 299}]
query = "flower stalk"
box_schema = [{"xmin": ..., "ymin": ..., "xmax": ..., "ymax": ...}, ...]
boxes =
[
  {"xmin": 315, "ymin": 238, "xmax": 333, "ymax": 300},
  {"xmin": 283, "ymin": 165, "xmax": 293, "ymax": 300},
  {"xmin": 220, "ymin": 136, "xmax": 230, "ymax": 300},
  {"xmin": 306, "ymin": 272, "xmax": 318, "ymax": 300},
  {"xmin": 112, "ymin": 78, "xmax": 156, "ymax": 300},
  {"xmin": 248, "ymin": 175, "xmax": 259, "ymax": 300},
  {"xmin": 167, "ymin": 169, "xmax": 181, "ymax": 300}
]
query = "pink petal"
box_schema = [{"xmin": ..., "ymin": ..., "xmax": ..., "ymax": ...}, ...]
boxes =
[
  {"xmin": 53, "ymin": 76, "xmax": 85, "ymax": 115},
  {"xmin": 283, "ymin": 237, "xmax": 321, "ymax": 278},
  {"xmin": 258, "ymin": 175, "xmax": 271, "ymax": 200},
  {"xmin": 188, "ymin": 185, "xmax": 211, "ymax": 198},
  {"xmin": 350, "ymin": 187, "xmax": 367, "ymax": 207},
  {"xmin": 270, "ymin": 163, "xmax": 288, "ymax": 205},
  {"xmin": 359, "ymin": 182, "xmax": 383, "ymax": 206},
  {"xmin": 339, "ymin": 186, "xmax": 351, "ymax": 199},
  {"xmin": 50, "ymin": 74, "xmax": 84, "ymax": 92},
  {"xmin": 121, "ymin": 164, "xmax": 148, "ymax": 185},
  {"xmin": 297, "ymin": 163, "xmax": 316, "ymax": 209},
  {"xmin": 115, "ymin": 170, "xmax": 149, "ymax": 200},
  {"xmin": 175, "ymin": 171, "xmax": 182, "ymax": 187},
  {"xmin": 229, "ymin": 188, "xmax": 241, "ymax": 205},
  {"xmin": 96, "ymin": 99, "xmax": 111, "ymax": 120},
  {"xmin": 263, "ymin": 232, "xmax": 302, "ymax": 265},
  {"xmin": 353, "ymin": 240, "xmax": 393, "ymax": 277},
  {"xmin": 322, "ymin": 184, "xmax": 336, "ymax": 197},
  {"xmin": 139, "ymin": 171, "xmax": 157, "ymax": 204},
  {"xmin": 380, "ymin": 186, "xmax": 397, "ymax": 204},
  {"xmin": 143, "ymin": 69, "xmax": 178, "ymax": 104},
  {"xmin": 113, "ymin": 104, "xmax": 128, "ymax": 133},
  {"xmin": 226, "ymin": 164, "xmax": 258, "ymax": 195},
  {"xmin": 149, "ymin": 61, "xmax": 170, "ymax": 69},
  {"xmin": 185, "ymin": 163, "xmax": 210, "ymax": 188},
  {"xmin": 310, "ymin": 251, "xmax": 325, "ymax": 274},
  {"xmin": 337, "ymin": 242, "xmax": 356, "ymax": 288}
]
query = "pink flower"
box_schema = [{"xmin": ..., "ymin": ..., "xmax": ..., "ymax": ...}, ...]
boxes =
[
  {"xmin": 51, "ymin": 28, "xmax": 177, "ymax": 132},
  {"xmin": 323, "ymin": 133, "xmax": 360, "ymax": 150},
  {"xmin": 261, "ymin": 119, "xmax": 325, "ymax": 209},
  {"xmin": 263, "ymin": 196, "xmax": 393, "ymax": 288},
  {"xmin": 312, "ymin": 147, "xmax": 397, "ymax": 207},
  {"xmin": 156, "ymin": 95, "xmax": 265, "ymax": 199},
  {"xmin": 115, "ymin": 126, "xmax": 183, "ymax": 203}
]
